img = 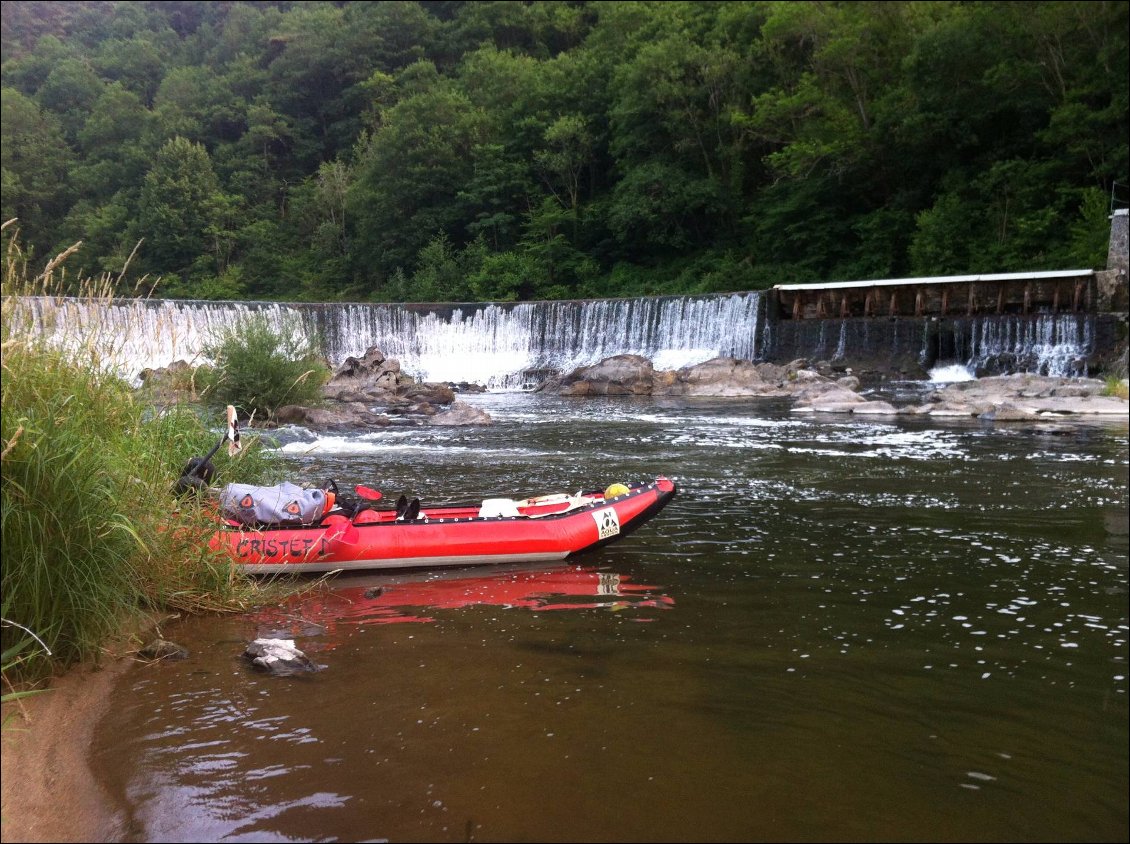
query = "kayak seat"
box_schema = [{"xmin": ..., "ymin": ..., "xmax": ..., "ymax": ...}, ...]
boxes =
[
  {"xmin": 353, "ymin": 509, "xmax": 382, "ymax": 525},
  {"xmin": 479, "ymin": 498, "xmax": 521, "ymax": 518}
]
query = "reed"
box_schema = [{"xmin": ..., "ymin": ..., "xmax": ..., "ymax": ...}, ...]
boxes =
[{"xmin": 1, "ymin": 223, "xmax": 279, "ymax": 680}]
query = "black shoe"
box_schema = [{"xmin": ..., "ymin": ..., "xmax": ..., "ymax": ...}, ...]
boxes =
[
  {"xmin": 395, "ymin": 495, "xmax": 409, "ymax": 519},
  {"xmin": 405, "ymin": 498, "xmax": 421, "ymax": 520}
]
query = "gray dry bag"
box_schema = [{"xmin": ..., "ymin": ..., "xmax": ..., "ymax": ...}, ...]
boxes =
[{"xmin": 220, "ymin": 482, "xmax": 328, "ymax": 526}]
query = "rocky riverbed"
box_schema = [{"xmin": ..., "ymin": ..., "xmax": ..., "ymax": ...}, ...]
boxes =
[
  {"xmin": 141, "ymin": 348, "xmax": 1127, "ymax": 429},
  {"xmin": 547, "ymin": 354, "xmax": 1129, "ymax": 421}
]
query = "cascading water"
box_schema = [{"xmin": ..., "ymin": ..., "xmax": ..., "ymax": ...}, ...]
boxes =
[
  {"xmin": 10, "ymin": 293, "xmax": 765, "ymax": 390},
  {"xmin": 9, "ymin": 294, "xmax": 1105, "ymax": 388},
  {"xmin": 939, "ymin": 313, "xmax": 1097, "ymax": 377},
  {"xmin": 318, "ymin": 294, "xmax": 764, "ymax": 388}
]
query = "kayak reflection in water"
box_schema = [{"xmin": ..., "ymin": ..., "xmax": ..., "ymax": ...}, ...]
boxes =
[{"xmin": 250, "ymin": 564, "xmax": 675, "ymax": 647}]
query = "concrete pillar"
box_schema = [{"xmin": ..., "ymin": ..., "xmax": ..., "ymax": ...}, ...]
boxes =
[
  {"xmin": 1109, "ymin": 208, "xmax": 1128, "ymax": 275},
  {"xmin": 1100, "ymin": 208, "xmax": 1128, "ymax": 312}
]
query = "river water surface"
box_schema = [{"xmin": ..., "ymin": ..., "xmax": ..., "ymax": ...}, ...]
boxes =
[{"xmin": 93, "ymin": 391, "xmax": 1129, "ymax": 842}]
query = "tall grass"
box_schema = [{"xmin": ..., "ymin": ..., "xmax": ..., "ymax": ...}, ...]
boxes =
[{"xmin": 2, "ymin": 222, "xmax": 279, "ymax": 679}]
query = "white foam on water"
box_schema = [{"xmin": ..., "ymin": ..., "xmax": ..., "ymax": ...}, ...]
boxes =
[{"xmin": 929, "ymin": 364, "xmax": 976, "ymax": 383}]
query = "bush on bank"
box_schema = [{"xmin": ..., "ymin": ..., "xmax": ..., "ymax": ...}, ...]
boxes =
[{"xmin": 0, "ymin": 336, "xmax": 284, "ymax": 676}]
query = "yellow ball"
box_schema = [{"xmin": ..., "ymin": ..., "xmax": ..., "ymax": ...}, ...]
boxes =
[{"xmin": 604, "ymin": 483, "xmax": 630, "ymax": 499}]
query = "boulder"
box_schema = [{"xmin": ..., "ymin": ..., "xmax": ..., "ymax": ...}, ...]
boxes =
[
  {"xmin": 325, "ymin": 346, "xmax": 407, "ymax": 398},
  {"xmin": 428, "ymin": 400, "xmax": 494, "ymax": 426},
  {"xmin": 980, "ymin": 403, "xmax": 1038, "ymax": 422},
  {"xmin": 402, "ymin": 382, "xmax": 457, "ymax": 405},
  {"xmin": 851, "ymin": 400, "xmax": 901, "ymax": 415},
  {"xmin": 138, "ymin": 639, "xmax": 189, "ymax": 661},
  {"xmin": 274, "ymin": 403, "xmax": 392, "ymax": 430},
  {"xmin": 792, "ymin": 401, "xmax": 866, "ymax": 414},
  {"xmin": 791, "ymin": 380, "xmax": 866, "ymax": 408},
  {"xmin": 658, "ymin": 357, "xmax": 784, "ymax": 397},
  {"xmin": 559, "ymin": 354, "xmax": 655, "ymax": 396},
  {"xmin": 283, "ymin": 346, "xmax": 493, "ymax": 428},
  {"xmin": 924, "ymin": 374, "xmax": 1127, "ymax": 418}
]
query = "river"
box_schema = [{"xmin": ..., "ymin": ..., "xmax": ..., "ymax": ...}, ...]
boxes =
[{"xmin": 92, "ymin": 389, "xmax": 1129, "ymax": 842}]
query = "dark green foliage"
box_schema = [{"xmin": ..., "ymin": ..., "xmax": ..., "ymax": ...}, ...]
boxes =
[
  {"xmin": 136, "ymin": 137, "xmax": 224, "ymax": 278},
  {"xmin": 201, "ymin": 313, "xmax": 330, "ymax": 422},
  {"xmin": 1, "ymin": 1, "xmax": 1126, "ymax": 300}
]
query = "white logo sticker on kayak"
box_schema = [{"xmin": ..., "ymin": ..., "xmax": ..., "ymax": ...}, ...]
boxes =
[{"xmin": 593, "ymin": 508, "xmax": 620, "ymax": 540}]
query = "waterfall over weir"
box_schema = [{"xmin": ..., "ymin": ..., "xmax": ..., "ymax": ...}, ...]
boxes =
[
  {"xmin": 12, "ymin": 292, "xmax": 1109, "ymax": 389},
  {"xmin": 939, "ymin": 313, "xmax": 1097, "ymax": 378},
  {"xmin": 772, "ymin": 312, "xmax": 1106, "ymax": 379},
  {"xmin": 14, "ymin": 294, "xmax": 765, "ymax": 390}
]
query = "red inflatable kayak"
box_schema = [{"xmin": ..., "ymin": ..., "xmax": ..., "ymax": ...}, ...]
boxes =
[{"xmin": 210, "ymin": 476, "xmax": 677, "ymax": 574}]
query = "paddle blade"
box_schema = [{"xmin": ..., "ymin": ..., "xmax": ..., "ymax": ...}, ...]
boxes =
[
  {"xmin": 355, "ymin": 484, "xmax": 382, "ymax": 501},
  {"xmin": 226, "ymin": 405, "xmax": 242, "ymax": 456}
]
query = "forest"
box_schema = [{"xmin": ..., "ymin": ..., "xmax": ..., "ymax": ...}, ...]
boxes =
[{"xmin": 2, "ymin": 0, "xmax": 1127, "ymax": 302}]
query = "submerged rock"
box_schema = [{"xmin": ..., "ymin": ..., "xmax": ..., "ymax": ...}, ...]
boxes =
[
  {"xmin": 427, "ymin": 399, "xmax": 494, "ymax": 426},
  {"xmin": 138, "ymin": 639, "xmax": 189, "ymax": 661}
]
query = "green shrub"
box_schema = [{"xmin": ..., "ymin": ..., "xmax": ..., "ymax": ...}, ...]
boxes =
[
  {"xmin": 0, "ymin": 338, "xmax": 280, "ymax": 674},
  {"xmin": 1101, "ymin": 376, "xmax": 1129, "ymax": 400},
  {"xmin": 201, "ymin": 312, "xmax": 330, "ymax": 421}
]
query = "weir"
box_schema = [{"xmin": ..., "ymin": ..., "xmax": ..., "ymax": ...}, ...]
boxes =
[
  {"xmin": 6, "ymin": 199, "xmax": 1127, "ymax": 388},
  {"xmin": 11, "ymin": 293, "xmax": 767, "ymax": 390},
  {"xmin": 11, "ymin": 277, "xmax": 1123, "ymax": 388}
]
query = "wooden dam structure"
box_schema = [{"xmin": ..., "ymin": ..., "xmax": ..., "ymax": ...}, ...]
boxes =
[
  {"xmin": 772, "ymin": 269, "xmax": 1101, "ymax": 321},
  {"xmin": 762, "ymin": 260, "xmax": 1127, "ymax": 376}
]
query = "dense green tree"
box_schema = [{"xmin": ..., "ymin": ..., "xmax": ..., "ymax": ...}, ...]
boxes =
[
  {"xmin": 458, "ymin": 142, "xmax": 533, "ymax": 250},
  {"xmin": 136, "ymin": 136, "xmax": 225, "ymax": 282},
  {"xmin": 151, "ymin": 66, "xmax": 243, "ymax": 146},
  {"xmin": 0, "ymin": 1, "xmax": 1125, "ymax": 300},
  {"xmin": 91, "ymin": 34, "xmax": 168, "ymax": 105},
  {"xmin": 1, "ymin": 86, "xmax": 73, "ymax": 255},
  {"xmin": 35, "ymin": 56, "xmax": 105, "ymax": 141},
  {"xmin": 72, "ymin": 83, "xmax": 152, "ymax": 201},
  {"xmin": 348, "ymin": 77, "xmax": 486, "ymax": 286},
  {"xmin": 1, "ymin": 32, "xmax": 73, "ymax": 94}
]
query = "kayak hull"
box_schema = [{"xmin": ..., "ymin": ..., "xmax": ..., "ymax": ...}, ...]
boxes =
[{"xmin": 211, "ymin": 477, "xmax": 677, "ymax": 574}]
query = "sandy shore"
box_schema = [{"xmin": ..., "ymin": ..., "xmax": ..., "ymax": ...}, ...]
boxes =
[{"xmin": 1, "ymin": 657, "xmax": 134, "ymax": 843}]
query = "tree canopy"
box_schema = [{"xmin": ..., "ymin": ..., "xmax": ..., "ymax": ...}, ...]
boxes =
[{"xmin": 2, "ymin": 0, "xmax": 1126, "ymax": 301}]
